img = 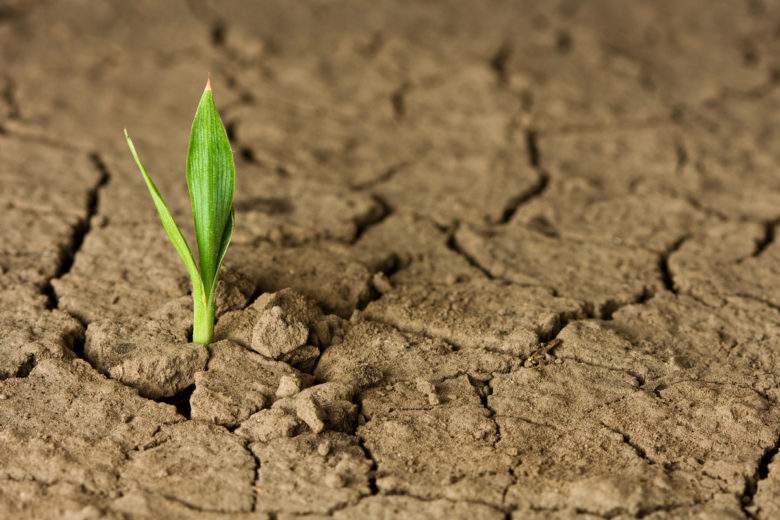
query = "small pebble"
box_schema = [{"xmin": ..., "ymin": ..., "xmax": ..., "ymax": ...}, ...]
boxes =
[
  {"xmin": 372, "ymin": 272, "xmax": 393, "ymax": 294},
  {"xmin": 276, "ymin": 375, "xmax": 302, "ymax": 398},
  {"xmin": 317, "ymin": 440, "xmax": 331, "ymax": 457},
  {"xmin": 295, "ymin": 395, "xmax": 325, "ymax": 433},
  {"xmin": 414, "ymin": 377, "xmax": 436, "ymax": 395}
]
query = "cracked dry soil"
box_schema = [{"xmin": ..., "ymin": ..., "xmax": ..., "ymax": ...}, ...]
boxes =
[{"xmin": 1, "ymin": 1, "xmax": 780, "ymax": 519}]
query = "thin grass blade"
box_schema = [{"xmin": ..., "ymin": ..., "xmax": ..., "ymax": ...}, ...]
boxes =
[{"xmin": 124, "ymin": 129, "xmax": 206, "ymax": 303}]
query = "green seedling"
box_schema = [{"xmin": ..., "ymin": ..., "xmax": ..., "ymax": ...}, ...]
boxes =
[{"xmin": 124, "ymin": 79, "xmax": 235, "ymax": 345}]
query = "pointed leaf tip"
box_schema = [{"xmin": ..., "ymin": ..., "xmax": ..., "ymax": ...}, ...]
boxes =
[{"xmin": 205, "ymin": 76, "xmax": 212, "ymax": 91}]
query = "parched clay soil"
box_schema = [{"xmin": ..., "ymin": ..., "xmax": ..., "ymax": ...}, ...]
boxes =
[{"xmin": 1, "ymin": 1, "xmax": 780, "ymax": 518}]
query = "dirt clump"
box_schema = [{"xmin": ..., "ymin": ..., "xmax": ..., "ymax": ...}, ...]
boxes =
[
  {"xmin": 85, "ymin": 301, "xmax": 206, "ymax": 399},
  {"xmin": 216, "ymin": 288, "xmax": 344, "ymax": 370},
  {"xmin": 272, "ymin": 381, "xmax": 358, "ymax": 434},
  {"xmin": 236, "ymin": 407, "xmax": 306, "ymax": 443},
  {"xmin": 190, "ymin": 339, "xmax": 312, "ymax": 427}
]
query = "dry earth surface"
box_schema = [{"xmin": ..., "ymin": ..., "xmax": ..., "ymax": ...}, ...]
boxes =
[{"xmin": 1, "ymin": 1, "xmax": 780, "ymax": 518}]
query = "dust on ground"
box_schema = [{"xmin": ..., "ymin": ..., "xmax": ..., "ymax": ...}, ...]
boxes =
[{"xmin": 1, "ymin": 1, "xmax": 780, "ymax": 519}]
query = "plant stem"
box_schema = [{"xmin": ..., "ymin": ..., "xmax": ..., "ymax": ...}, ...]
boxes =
[{"xmin": 192, "ymin": 293, "xmax": 215, "ymax": 345}]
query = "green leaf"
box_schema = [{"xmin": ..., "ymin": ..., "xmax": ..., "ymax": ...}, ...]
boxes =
[
  {"xmin": 124, "ymin": 129, "xmax": 206, "ymax": 304},
  {"xmin": 186, "ymin": 82, "xmax": 236, "ymax": 299},
  {"xmin": 207, "ymin": 208, "xmax": 234, "ymax": 308}
]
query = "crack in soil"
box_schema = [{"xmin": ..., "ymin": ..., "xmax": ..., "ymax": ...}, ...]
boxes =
[
  {"xmin": 245, "ymin": 440, "xmax": 262, "ymax": 512},
  {"xmin": 470, "ymin": 376, "xmax": 497, "ymax": 434},
  {"xmin": 497, "ymin": 126, "xmax": 549, "ymax": 224},
  {"xmin": 600, "ymin": 422, "xmax": 658, "ymax": 466},
  {"xmin": 360, "ymin": 312, "xmax": 522, "ymax": 357},
  {"xmin": 358, "ymin": 436, "xmax": 380, "ymax": 497},
  {"xmin": 44, "ymin": 152, "xmax": 110, "ymax": 310},
  {"xmin": 734, "ymin": 293, "xmax": 780, "ymax": 315},
  {"xmin": 325, "ymin": 486, "xmax": 509, "ymax": 517},
  {"xmin": 445, "ymin": 226, "xmax": 497, "ymax": 281},
  {"xmin": 6, "ymin": 353, "xmax": 36, "ymax": 379},
  {"xmin": 351, "ymin": 194, "xmax": 393, "ymax": 244},
  {"xmin": 347, "ymin": 390, "xmax": 381, "ymax": 500},
  {"xmin": 159, "ymin": 384, "xmax": 196, "ymax": 420},
  {"xmin": 381, "ymin": 490, "xmax": 507, "ymax": 512},
  {"xmin": 489, "ymin": 41, "xmax": 512, "ymax": 87},
  {"xmin": 674, "ymin": 137, "xmax": 688, "ymax": 174},
  {"xmin": 390, "ymin": 82, "xmax": 409, "ymax": 120},
  {"xmin": 1, "ymin": 75, "xmax": 20, "ymax": 119},
  {"xmin": 154, "ymin": 492, "xmax": 232, "ymax": 514},
  {"xmin": 525, "ymin": 127, "xmax": 541, "ymax": 168},
  {"xmin": 750, "ymin": 220, "xmax": 777, "ymax": 259},
  {"xmin": 658, "ymin": 234, "xmax": 689, "ymax": 294},
  {"xmin": 575, "ymin": 500, "xmax": 697, "ymax": 519},
  {"xmin": 598, "ymin": 286, "xmax": 654, "ymax": 320},
  {"xmin": 349, "ymin": 160, "xmax": 411, "ymax": 190},
  {"xmin": 740, "ymin": 433, "xmax": 780, "ymax": 519},
  {"xmin": 555, "ymin": 355, "xmax": 646, "ymax": 388},
  {"xmin": 500, "ymin": 464, "xmax": 517, "ymax": 513},
  {"xmin": 448, "ymin": 230, "xmax": 660, "ymax": 326},
  {"xmin": 122, "ymin": 425, "xmax": 170, "ymax": 461},
  {"xmin": 498, "ymin": 170, "xmax": 549, "ymax": 225},
  {"xmin": 0, "ymin": 3, "xmax": 20, "ymax": 23},
  {"xmin": 210, "ymin": 19, "xmax": 226, "ymax": 48}
]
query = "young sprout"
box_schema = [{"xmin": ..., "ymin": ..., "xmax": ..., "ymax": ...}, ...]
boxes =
[{"xmin": 124, "ymin": 79, "xmax": 235, "ymax": 345}]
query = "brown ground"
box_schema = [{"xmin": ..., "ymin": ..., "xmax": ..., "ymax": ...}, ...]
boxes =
[{"xmin": 1, "ymin": 1, "xmax": 779, "ymax": 518}]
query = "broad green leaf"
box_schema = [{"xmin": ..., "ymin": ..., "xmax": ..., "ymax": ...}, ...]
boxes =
[
  {"xmin": 124, "ymin": 129, "xmax": 206, "ymax": 304},
  {"xmin": 186, "ymin": 82, "xmax": 235, "ymax": 298}
]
